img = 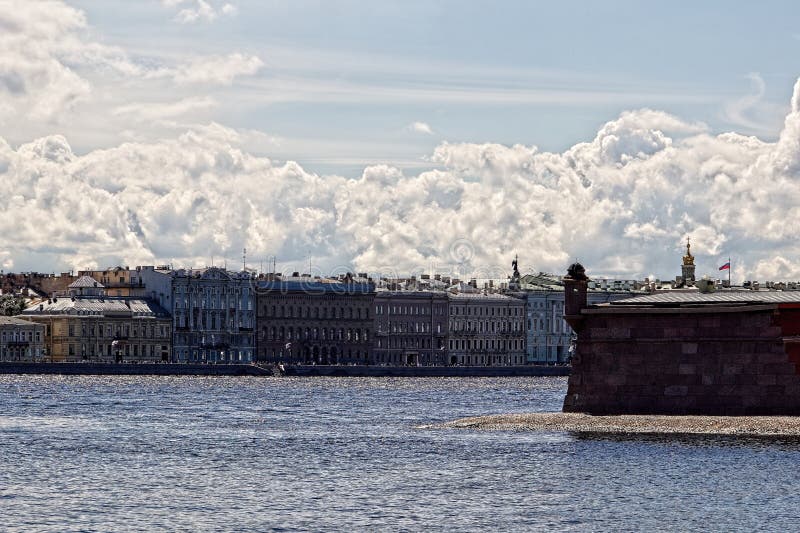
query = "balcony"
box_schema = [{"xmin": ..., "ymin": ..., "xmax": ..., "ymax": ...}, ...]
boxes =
[{"xmin": 6, "ymin": 340, "xmax": 29, "ymax": 347}]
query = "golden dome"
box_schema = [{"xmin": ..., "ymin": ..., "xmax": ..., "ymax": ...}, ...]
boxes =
[{"xmin": 682, "ymin": 237, "xmax": 694, "ymax": 266}]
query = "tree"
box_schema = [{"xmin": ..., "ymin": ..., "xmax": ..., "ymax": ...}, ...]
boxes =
[{"xmin": 0, "ymin": 294, "xmax": 25, "ymax": 316}]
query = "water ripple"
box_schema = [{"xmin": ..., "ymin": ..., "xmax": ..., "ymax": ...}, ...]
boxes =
[{"xmin": 1, "ymin": 375, "xmax": 798, "ymax": 531}]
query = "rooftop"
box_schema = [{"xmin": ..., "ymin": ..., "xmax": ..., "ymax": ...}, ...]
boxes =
[
  {"xmin": 22, "ymin": 297, "xmax": 169, "ymax": 317},
  {"xmin": 448, "ymin": 292, "xmax": 523, "ymax": 302},
  {"xmin": 68, "ymin": 275, "xmax": 104, "ymax": 289},
  {"xmin": 607, "ymin": 290, "xmax": 800, "ymax": 308},
  {"xmin": 0, "ymin": 315, "xmax": 40, "ymax": 327},
  {"xmin": 257, "ymin": 280, "xmax": 375, "ymax": 294}
]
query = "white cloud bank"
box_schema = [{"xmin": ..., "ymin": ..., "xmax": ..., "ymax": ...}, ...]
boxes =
[{"xmin": 4, "ymin": 79, "xmax": 800, "ymax": 281}]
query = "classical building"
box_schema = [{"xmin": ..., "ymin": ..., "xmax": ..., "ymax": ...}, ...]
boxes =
[
  {"xmin": 22, "ymin": 278, "xmax": 171, "ymax": 362},
  {"xmin": 372, "ymin": 291, "xmax": 448, "ymax": 366},
  {"xmin": 0, "ymin": 316, "xmax": 45, "ymax": 362},
  {"xmin": 138, "ymin": 266, "xmax": 257, "ymax": 363},
  {"xmin": 447, "ymin": 293, "xmax": 527, "ymax": 366},
  {"xmin": 256, "ymin": 278, "xmax": 375, "ymax": 364}
]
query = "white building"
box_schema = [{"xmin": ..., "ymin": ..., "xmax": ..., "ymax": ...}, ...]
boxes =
[
  {"xmin": 138, "ymin": 266, "xmax": 256, "ymax": 363},
  {"xmin": 521, "ymin": 273, "xmax": 644, "ymax": 364},
  {"xmin": 0, "ymin": 316, "xmax": 45, "ymax": 362}
]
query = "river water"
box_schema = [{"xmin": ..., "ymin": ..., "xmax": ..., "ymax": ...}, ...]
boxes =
[{"xmin": 1, "ymin": 375, "xmax": 799, "ymax": 531}]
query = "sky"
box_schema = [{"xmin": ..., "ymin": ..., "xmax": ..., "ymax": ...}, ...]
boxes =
[{"xmin": 2, "ymin": 0, "xmax": 800, "ymax": 282}]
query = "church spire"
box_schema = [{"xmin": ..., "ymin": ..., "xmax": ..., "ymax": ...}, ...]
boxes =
[
  {"xmin": 683, "ymin": 236, "xmax": 694, "ymax": 266},
  {"xmin": 681, "ymin": 236, "xmax": 696, "ymax": 286}
]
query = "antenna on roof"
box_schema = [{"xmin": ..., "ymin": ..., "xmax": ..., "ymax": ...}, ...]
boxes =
[{"xmin": 243, "ymin": 247, "xmax": 247, "ymax": 272}]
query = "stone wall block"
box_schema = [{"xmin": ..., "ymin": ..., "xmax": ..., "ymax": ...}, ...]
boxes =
[
  {"xmin": 763, "ymin": 363, "xmax": 797, "ymax": 375},
  {"xmin": 606, "ymin": 374, "xmax": 626, "ymax": 387},
  {"xmin": 723, "ymin": 364, "xmax": 743, "ymax": 375},
  {"xmin": 723, "ymin": 352, "xmax": 752, "ymax": 365},
  {"xmin": 699, "ymin": 317, "xmax": 721, "ymax": 328},
  {"xmin": 760, "ymin": 326, "xmax": 784, "ymax": 338},
  {"xmin": 664, "ymin": 385, "xmax": 688, "ymax": 396},
  {"xmin": 776, "ymin": 374, "xmax": 800, "ymax": 386},
  {"xmin": 755, "ymin": 352, "xmax": 789, "ymax": 365},
  {"xmin": 756, "ymin": 374, "xmax": 777, "ymax": 386},
  {"xmin": 682, "ymin": 342, "xmax": 698, "ymax": 355}
]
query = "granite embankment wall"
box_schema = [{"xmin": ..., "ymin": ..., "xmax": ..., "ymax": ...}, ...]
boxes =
[
  {"xmin": 0, "ymin": 362, "xmax": 272, "ymax": 376},
  {"xmin": 0, "ymin": 362, "xmax": 569, "ymax": 378},
  {"xmin": 563, "ymin": 305, "xmax": 800, "ymax": 415},
  {"xmin": 284, "ymin": 365, "xmax": 569, "ymax": 377}
]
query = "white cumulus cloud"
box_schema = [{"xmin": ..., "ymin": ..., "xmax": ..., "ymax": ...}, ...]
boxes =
[
  {"xmin": 6, "ymin": 79, "xmax": 800, "ymax": 283},
  {"xmin": 408, "ymin": 121, "xmax": 434, "ymax": 135}
]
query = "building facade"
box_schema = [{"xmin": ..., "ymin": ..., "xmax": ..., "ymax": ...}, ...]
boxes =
[
  {"xmin": 521, "ymin": 273, "xmax": 643, "ymax": 364},
  {"xmin": 139, "ymin": 266, "xmax": 256, "ymax": 363},
  {"xmin": 22, "ymin": 294, "xmax": 171, "ymax": 363},
  {"xmin": 256, "ymin": 279, "xmax": 375, "ymax": 364},
  {"xmin": 0, "ymin": 316, "xmax": 45, "ymax": 361},
  {"xmin": 372, "ymin": 291, "xmax": 448, "ymax": 366},
  {"xmin": 447, "ymin": 293, "xmax": 527, "ymax": 366},
  {"xmin": 77, "ymin": 267, "xmax": 146, "ymax": 297}
]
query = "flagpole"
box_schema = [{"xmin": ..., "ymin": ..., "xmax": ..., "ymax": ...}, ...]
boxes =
[{"xmin": 728, "ymin": 257, "xmax": 731, "ymax": 288}]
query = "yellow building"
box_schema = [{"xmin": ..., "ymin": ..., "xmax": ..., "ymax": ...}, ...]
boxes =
[
  {"xmin": 22, "ymin": 277, "xmax": 171, "ymax": 362},
  {"xmin": 77, "ymin": 267, "xmax": 146, "ymax": 297}
]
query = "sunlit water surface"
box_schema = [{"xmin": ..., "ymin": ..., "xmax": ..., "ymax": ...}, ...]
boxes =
[{"xmin": 1, "ymin": 375, "xmax": 799, "ymax": 531}]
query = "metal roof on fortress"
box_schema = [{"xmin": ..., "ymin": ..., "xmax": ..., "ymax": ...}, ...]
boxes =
[{"xmin": 609, "ymin": 290, "xmax": 800, "ymax": 307}]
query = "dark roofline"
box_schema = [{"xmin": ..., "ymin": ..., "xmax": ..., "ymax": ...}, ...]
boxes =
[{"xmin": 256, "ymin": 281, "xmax": 375, "ymax": 295}]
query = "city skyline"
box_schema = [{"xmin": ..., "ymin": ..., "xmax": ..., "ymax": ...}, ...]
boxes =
[{"xmin": 3, "ymin": 2, "xmax": 800, "ymax": 281}]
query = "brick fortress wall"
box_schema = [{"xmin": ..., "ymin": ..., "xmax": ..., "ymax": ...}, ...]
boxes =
[{"xmin": 564, "ymin": 304, "xmax": 800, "ymax": 415}]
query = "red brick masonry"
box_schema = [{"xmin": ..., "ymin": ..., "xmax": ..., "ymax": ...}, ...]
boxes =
[{"xmin": 564, "ymin": 304, "xmax": 800, "ymax": 415}]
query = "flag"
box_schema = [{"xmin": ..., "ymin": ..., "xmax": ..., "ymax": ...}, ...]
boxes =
[{"xmin": 719, "ymin": 262, "xmax": 730, "ymax": 271}]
